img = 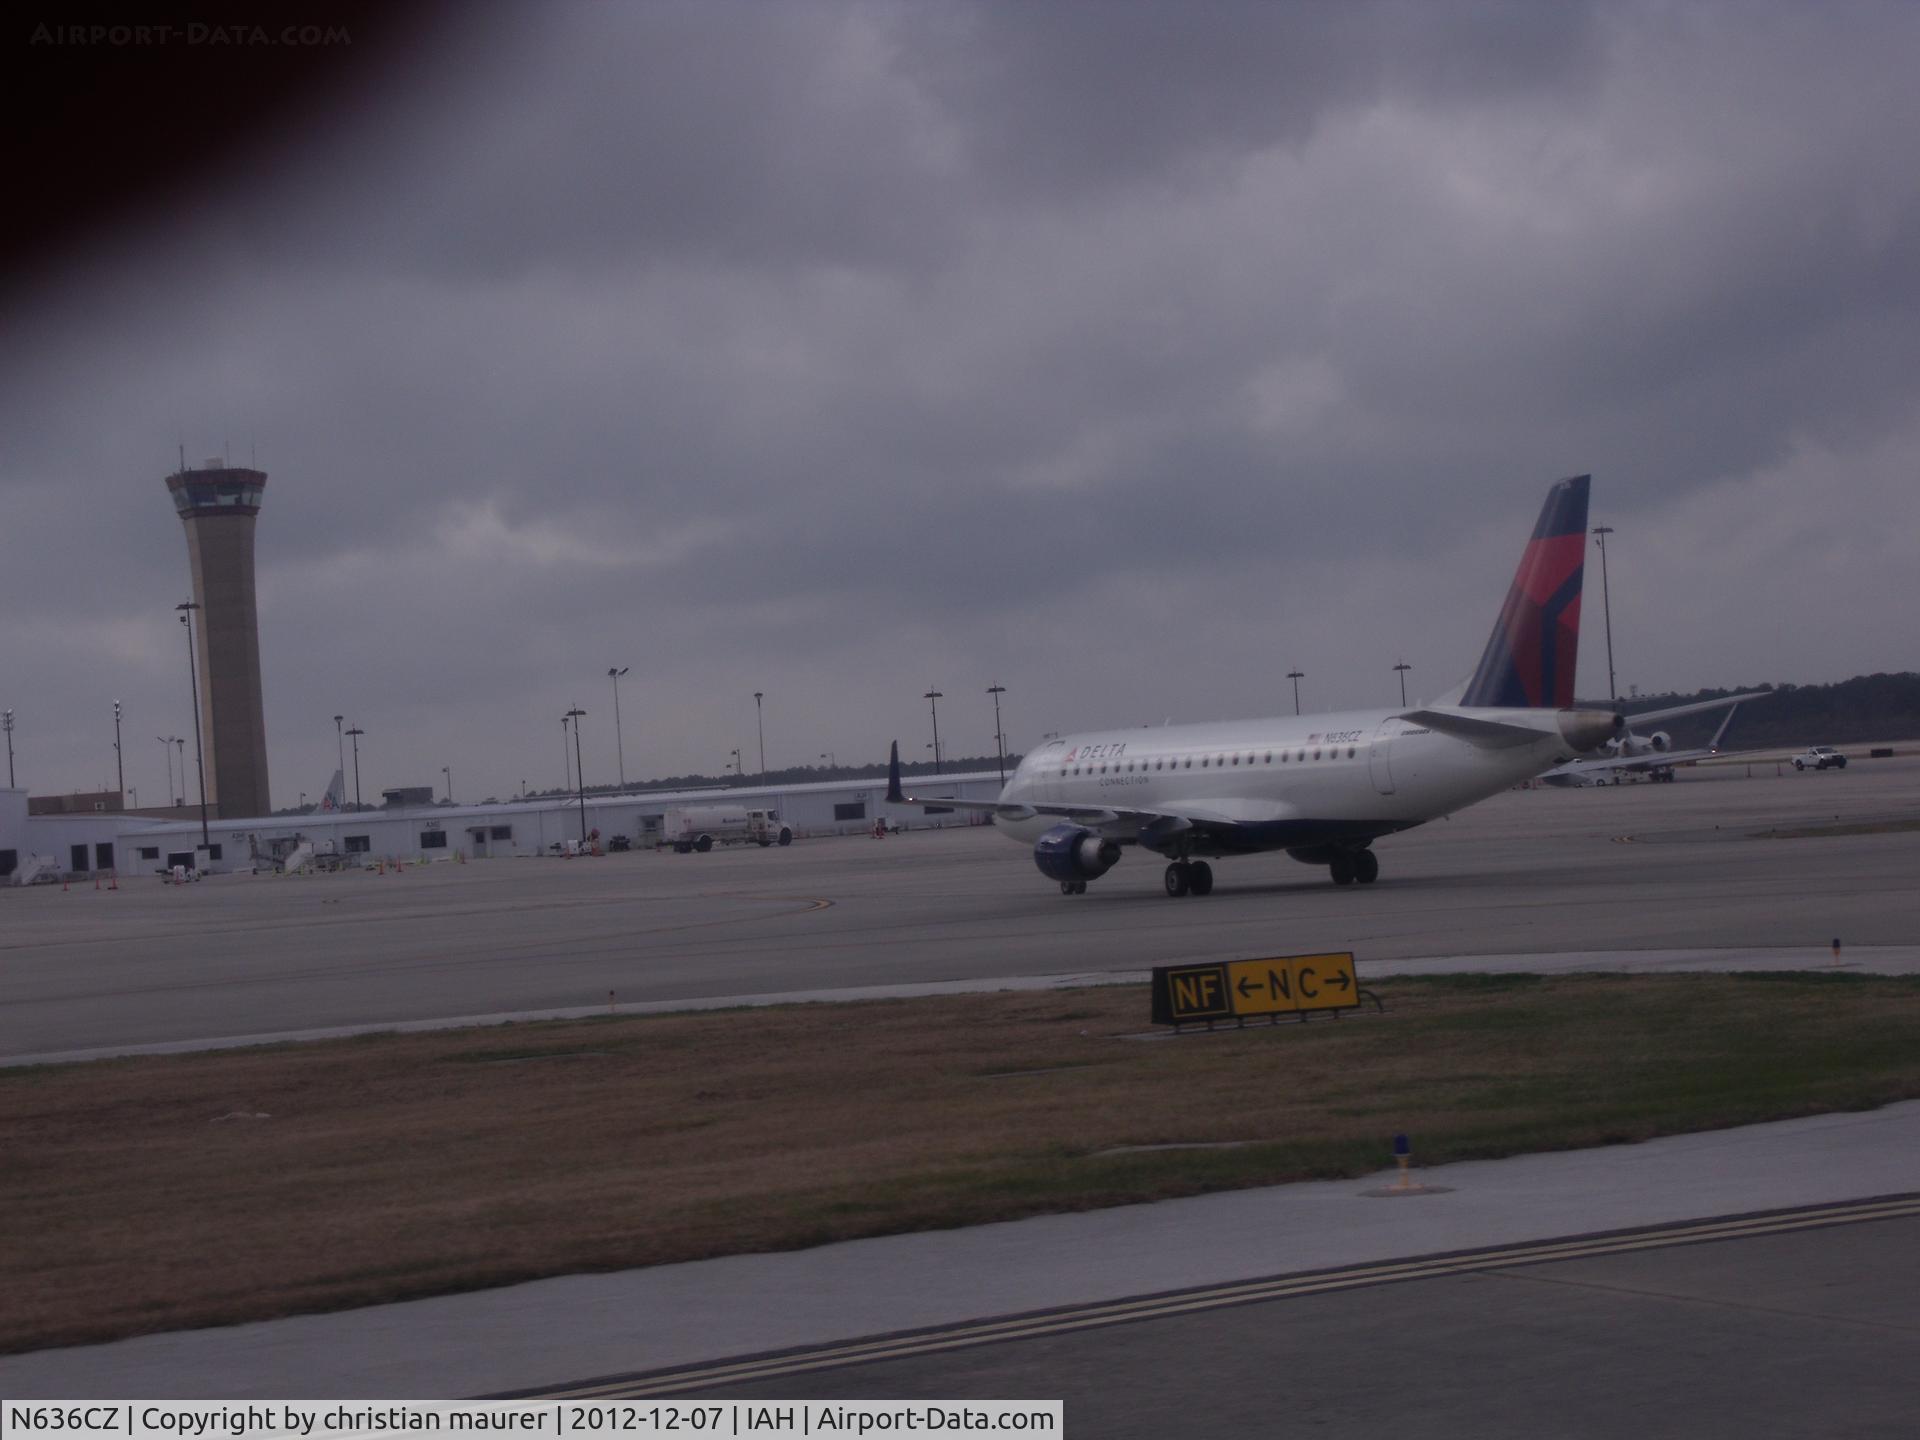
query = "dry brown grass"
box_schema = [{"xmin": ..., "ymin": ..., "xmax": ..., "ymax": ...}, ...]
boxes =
[{"xmin": 7, "ymin": 972, "xmax": 1920, "ymax": 1353}]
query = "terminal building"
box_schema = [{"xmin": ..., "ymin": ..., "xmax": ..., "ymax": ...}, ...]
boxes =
[{"xmin": 1, "ymin": 770, "xmax": 1007, "ymax": 884}]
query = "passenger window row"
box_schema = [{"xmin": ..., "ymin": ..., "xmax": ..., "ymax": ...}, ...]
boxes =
[{"xmin": 1061, "ymin": 744, "xmax": 1358, "ymax": 776}]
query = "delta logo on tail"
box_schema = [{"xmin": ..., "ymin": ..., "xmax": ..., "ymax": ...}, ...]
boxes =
[{"xmin": 1460, "ymin": 473, "xmax": 1589, "ymax": 710}]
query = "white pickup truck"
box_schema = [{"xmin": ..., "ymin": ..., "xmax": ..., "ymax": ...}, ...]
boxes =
[{"xmin": 1791, "ymin": 746, "xmax": 1848, "ymax": 771}]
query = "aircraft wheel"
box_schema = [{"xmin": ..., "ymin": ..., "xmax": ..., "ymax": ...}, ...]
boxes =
[
  {"xmin": 1188, "ymin": 861, "xmax": 1214, "ymax": 896},
  {"xmin": 1329, "ymin": 852, "xmax": 1357, "ymax": 886},
  {"xmin": 1163, "ymin": 862, "xmax": 1190, "ymax": 898},
  {"xmin": 1353, "ymin": 849, "xmax": 1379, "ymax": 884}
]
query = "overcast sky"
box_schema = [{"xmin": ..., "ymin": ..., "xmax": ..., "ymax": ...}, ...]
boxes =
[{"xmin": 4, "ymin": 0, "xmax": 1918, "ymax": 808}]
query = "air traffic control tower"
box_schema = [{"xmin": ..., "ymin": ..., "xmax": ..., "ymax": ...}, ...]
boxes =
[{"xmin": 166, "ymin": 459, "xmax": 272, "ymax": 819}]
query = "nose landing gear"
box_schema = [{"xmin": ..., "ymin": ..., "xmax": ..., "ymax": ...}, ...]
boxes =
[{"xmin": 1059, "ymin": 879, "xmax": 1088, "ymax": 895}]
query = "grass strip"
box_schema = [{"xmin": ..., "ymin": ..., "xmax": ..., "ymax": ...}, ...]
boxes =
[{"xmin": 6, "ymin": 972, "xmax": 1919, "ymax": 1353}]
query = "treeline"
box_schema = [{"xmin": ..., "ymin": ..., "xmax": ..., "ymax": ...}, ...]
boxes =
[{"xmin": 1591, "ymin": 673, "xmax": 1920, "ymax": 751}]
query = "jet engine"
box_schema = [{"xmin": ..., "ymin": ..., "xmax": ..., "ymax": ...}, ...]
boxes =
[
  {"xmin": 1615, "ymin": 728, "xmax": 1671, "ymax": 758},
  {"xmin": 1033, "ymin": 824, "xmax": 1121, "ymax": 884}
]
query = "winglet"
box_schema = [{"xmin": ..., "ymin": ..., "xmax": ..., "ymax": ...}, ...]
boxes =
[
  {"xmin": 885, "ymin": 741, "xmax": 905, "ymax": 803},
  {"xmin": 1708, "ymin": 702, "xmax": 1742, "ymax": 752}
]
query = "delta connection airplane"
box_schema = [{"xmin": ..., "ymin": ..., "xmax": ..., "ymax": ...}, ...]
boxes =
[{"xmin": 888, "ymin": 474, "xmax": 1626, "ymax": 898}]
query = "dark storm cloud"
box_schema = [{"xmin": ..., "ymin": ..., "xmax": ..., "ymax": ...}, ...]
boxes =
[
  {"xmin": 3, "ymin": 1, "xmax": 1918, "ymax": 803},
  {"xmin": 164, "ymin": 0, "xmax": 963, "ymax": 283},
  {"xmin": 893, "ymin": 0, "xmax": 1603, "ymax": 198}
]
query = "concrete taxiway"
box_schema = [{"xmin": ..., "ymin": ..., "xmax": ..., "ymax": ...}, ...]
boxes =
[{"xmin": 4, "ymin": 756, "xmax": 1918, "ymax": 1060}]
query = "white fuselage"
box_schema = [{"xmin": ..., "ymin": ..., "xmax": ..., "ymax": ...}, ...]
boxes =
[{"xmin": 992, "ymin": 706, "xmax": 1583, "ymax": 857}]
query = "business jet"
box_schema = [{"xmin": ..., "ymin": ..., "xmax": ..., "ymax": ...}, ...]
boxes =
[
  {"xmin": 888, "ymin": 473, "xmax": 1624, "ymax": 897},
  {"xmin": 1538, "ymin": 692, "xmax": 1765, "ymax": 785}
]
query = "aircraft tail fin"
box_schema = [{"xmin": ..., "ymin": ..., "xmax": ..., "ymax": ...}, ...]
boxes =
[
  {"xmin": 885, "ymin": 742, "xmax": 905, "ymax": 804},
  {"xmin": 319, "ymin": 768, "xmax": 345, "ymax": 812},
  {"xmin": 1459, "ymin": 474, "xmax": 1590, "ymax": 709}
]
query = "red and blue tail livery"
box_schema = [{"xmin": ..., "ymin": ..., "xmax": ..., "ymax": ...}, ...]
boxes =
[{"xmin": 1459, "ymin": 473, "xmax": 1589, "ymax": 710}]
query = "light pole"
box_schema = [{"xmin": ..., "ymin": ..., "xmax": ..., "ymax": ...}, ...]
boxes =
[
  {"xmin": 1592, "ymin": 525, "xmax": 1617, "ymax": 701},
  {"xmin": 987, "ymin": 684, "xmax": 1007, "ymax": 783},
  {"xmin": 729, "ymin": 747, "xmax": 741, "ymax": 778},
  {"xmin": 112, "ymin": 700, "xmax": 124, "ymax": 801},
  {"xmin": 1394, "ymin": 661, "xmax": 1412, "ymax": 707},
  {"xmin": 1286, "ymin": 669, "xmax": 1304, "ymax": 716},
  {"xmin": 3, "ymin": 709, "xmax": 13, "ymax": 787},
  {"xmin": 924, "ymin": 688, "xmax": 944, "ymax": 774},
  {"xmin": 176, "ymin": 601, "xmax": 210, "ymax": 848},
  {"xmin": 566, "ymin": 706, "xmax": 587, "ymax": 842},
  {"xmin": 754, "ymin": 691, "xmax": 765, "ymax": 778},
  {"xmin": 334, "ymin": 714, "xmax": 345, "ymax": 791},
  {"xmin": 345, "ymin": 726, "xmax": 365, "ymax": 810},
  {"xmin": 819, "ymin": 751, "xmax": 835, "ymax": 771},
  {"xmin": 608, "ymin": 667, "xmax": 629, "ymax": 787},
  {"xmin": 299, "ymin": 791, "xmax": 307, "ymax": 810},
  {"xmin": 174, "ymin": 737, "xmax": 186, "ymax": 802},
  {"xmin": 158, "ymin": 736, "xmax": 175, "ymax": 806},
  {"xmin": 442, "ymin": 765, "xmax": 452, "ymax": 804},
  {"xmin": 561, "ymin": 715, "xmax": 572, "ymax": 793}
]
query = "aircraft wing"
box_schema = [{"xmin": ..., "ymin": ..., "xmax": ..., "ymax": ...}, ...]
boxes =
[
  {"xmin": 884, "ymin": 742, "xmax": 1199, "ymax": 832},
  {"xmin": 882, "ymin": 742, "xmax": 1324, "ymax": 859},
  {"xmin": 1620, "ymin": 691, "xmax": 1769, "ymax": 725},
  {"xmin": 883, "ymin": 744, "xmax": 1228, "ymax": 833},
  {"xmin": 1540, "ymin": 746, "xmax": 1722, "ymax": 784}
]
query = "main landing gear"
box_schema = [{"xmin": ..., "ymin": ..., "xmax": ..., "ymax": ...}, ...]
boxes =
[
  {"xmin": 1163, "ymin": 860, "xmax": 1214, "ymax": 897},
  {"xmin": 1328, "ymin": 850, "xmax": 1379, "ymax": 886},
  {"xmin": 1059, "ymin": 880, "xmax": 1088, "ymax": 895}
]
